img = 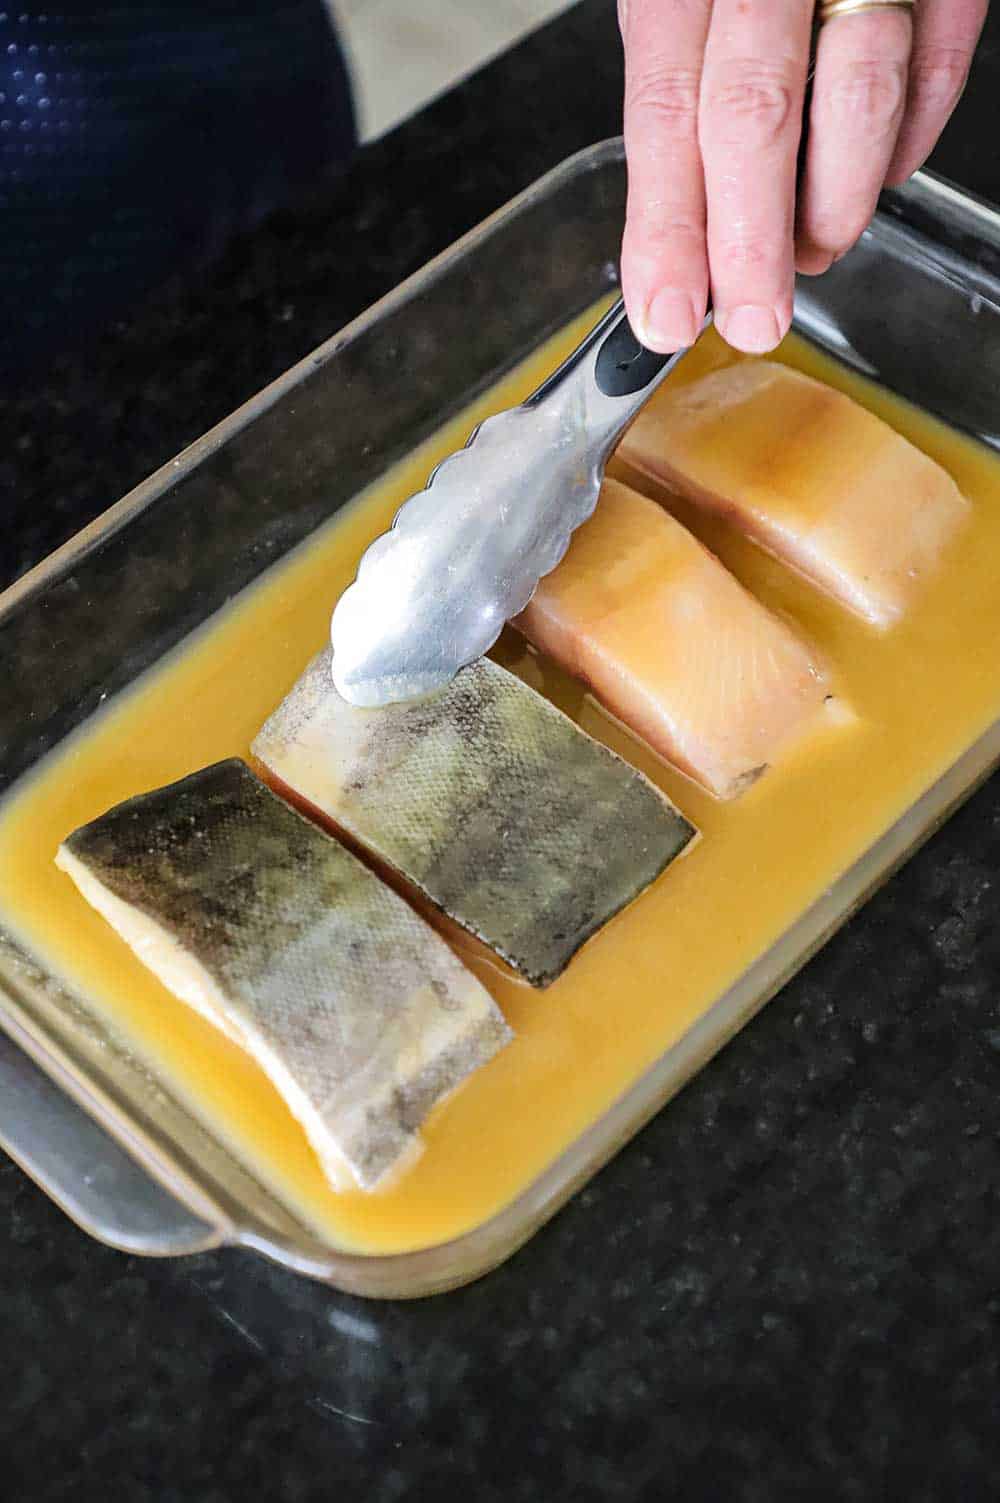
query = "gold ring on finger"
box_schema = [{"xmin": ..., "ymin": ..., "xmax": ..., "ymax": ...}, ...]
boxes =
[{"xmin": 817, "ymin": 0, "xmax": 915, "ymax": 24}]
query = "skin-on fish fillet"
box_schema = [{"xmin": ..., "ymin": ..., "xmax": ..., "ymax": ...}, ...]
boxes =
[
  {"xmin": 514, "ymin": 479, "xmax": 829, "ymax": 800},
  {"xmin": 619, "ymin": 361, "xmax": 969, "ymax": 628},
  {"xmin": 56, "ymin": 759, "xmax": 511, "ymax": 1193},
  {"xmin": 252, "ymin": 653, "xmax": 695, "ymax": 987}
]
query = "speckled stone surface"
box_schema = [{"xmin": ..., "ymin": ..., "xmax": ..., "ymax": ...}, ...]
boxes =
[{"xmin": 3, "ymin": 3, "xmax": 1000, "ymax": 1498}]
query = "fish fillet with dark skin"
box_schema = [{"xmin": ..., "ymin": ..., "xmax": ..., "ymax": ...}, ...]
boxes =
[
  {"xmin": 252, "ymin": 652, "xmax": 695, "ymax": 987},
  {"xmin": 56, "ymin": 759, "xmax": 511, "ymax": 1193}
]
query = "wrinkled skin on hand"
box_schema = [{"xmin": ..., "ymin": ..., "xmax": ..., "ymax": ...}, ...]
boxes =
[{"xmin": 619, "ymin": 0, "xmax": 989, "ymax": 354}]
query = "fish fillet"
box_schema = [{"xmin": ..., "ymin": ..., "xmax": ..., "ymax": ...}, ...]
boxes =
[
  {"xmin": 56, "ymin": 759, "xmax": 511, "ymax": 1192},
  {"xmin": 619, "ymin": 360, "xmax": 969, "ymax": 627},
  {"xmin": 252, "ymin": 653, "xmax": 695, "ymax": 986},
  {"xmin": 514, "ymin": 479, "xmax": 829, "ymax": 799}
]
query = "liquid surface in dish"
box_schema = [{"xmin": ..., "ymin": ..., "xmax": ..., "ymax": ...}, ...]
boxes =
[{"xmin": 2, "ymin": 313, "xmax": 1000, "ymax": 1256}]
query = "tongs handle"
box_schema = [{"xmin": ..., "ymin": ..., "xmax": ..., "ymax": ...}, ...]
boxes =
[{"xmin": 527, "ymin": 294, "xmax": 714, "ymax": 455}]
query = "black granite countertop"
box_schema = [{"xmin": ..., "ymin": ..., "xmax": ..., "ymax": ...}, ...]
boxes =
[{"xmin": 3, "ymin": 3, "xmax": 1000, "ymax": 1498}]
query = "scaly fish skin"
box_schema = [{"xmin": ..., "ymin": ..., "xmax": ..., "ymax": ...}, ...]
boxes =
[
  {"xmin": 57, "ymin": 759, "xmax": 511, "ymax": 1192},
  {"xmin": 253, "ymin": 653, "xmax": 695, "ymax": 987}
]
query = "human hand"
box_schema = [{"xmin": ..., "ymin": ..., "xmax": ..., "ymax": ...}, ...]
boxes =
[{"xmin": 619, "ymin": 0, "xmax": 989, "ymax": 354}]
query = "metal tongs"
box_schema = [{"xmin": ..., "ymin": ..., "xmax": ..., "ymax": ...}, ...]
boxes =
[{"xmin": 330, "ymin": 298, "xmax": 706, "ymax": 708}]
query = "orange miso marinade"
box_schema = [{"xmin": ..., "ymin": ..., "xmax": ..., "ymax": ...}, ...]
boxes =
[{"xmin": 2, "ymin": 312, "xmax": 1000, "ymax": 1255}]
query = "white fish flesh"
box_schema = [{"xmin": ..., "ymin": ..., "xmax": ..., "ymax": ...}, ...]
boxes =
[{"xmin": 619, "ymin": 360, "xmax": 969, "ymax": 627}]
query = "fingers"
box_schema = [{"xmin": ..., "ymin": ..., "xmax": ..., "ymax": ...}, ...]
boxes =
[
  {"xmin": 886, "ymin": 0, "xmax": 988, "ymax": 185},
  {"xmin": 620, "ymin": 0, "xmax": 985, "ymax": 357},
  {"xmin": 796, "ymin": 11, "xmax": 912, "ymax": 274},
  {"xmin": 699, "ymin": 0, "xmax": 814, "ymax": 353},
  {"xmin": 620, "ymin": 0, "xmax": 712, "ymax": 352}
]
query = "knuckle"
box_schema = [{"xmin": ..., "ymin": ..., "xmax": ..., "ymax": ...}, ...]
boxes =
[
  {"xmin": 629, "ymin": 209, "xmax": 705, "ymax": 251},
  {"xmin": 631, "ymin": 211, "xmax": 700, "ymax": 243},
  {"xmin": 704, "ymin": 61, "xmax": 796, "ymax": 148},
  {"xmin": 820, "ymin": 58, "xmax": 906, "ymax": 136},
  {"xmin": 627, "ymin": 64, "xmax": 701, "ymax": 140},
  {"xmin": 713, "ymin": 233, "xmax": 782, "ymax": 273},
  {"xmin": 910, "ymin": 45, "xmax": 970, "ymax": 114}
]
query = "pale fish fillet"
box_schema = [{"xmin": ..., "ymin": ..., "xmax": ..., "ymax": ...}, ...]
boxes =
[
  {"xmin": 618, "ymin": 360, "xmax": 969, "ymax": 627},
  {"xmin": 252, "ymin": 653, "xmax": 695, "ymax": 987},
  {"xmin": 514, "ymin": 479, "xmax": 830, "ymax": 799},
  {"xmin": 56, "ymin": 759, "xmax": 511, "ymax": 1193}
]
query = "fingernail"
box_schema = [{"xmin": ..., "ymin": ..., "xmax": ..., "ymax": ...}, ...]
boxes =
[
  {"xmin": 717, "ymin": 304, "xmax": 781, "ymax": 354},
  {"xmin": 795, "ymin": 250, "xmax": 833, "ymax": 278},
  {"xmin": 639, "ymin": 289, "xmax": 698, "ymax": 353}
]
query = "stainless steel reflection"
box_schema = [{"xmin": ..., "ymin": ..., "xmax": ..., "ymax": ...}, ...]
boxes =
[{"xmin": 330, "ymin": 299, "xmax": 698, "ymax": 707}]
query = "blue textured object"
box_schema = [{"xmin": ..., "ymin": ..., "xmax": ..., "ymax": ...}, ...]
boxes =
[{"xmin": 0, "ymin": 2, "xmax": 355, "ymax": 368}]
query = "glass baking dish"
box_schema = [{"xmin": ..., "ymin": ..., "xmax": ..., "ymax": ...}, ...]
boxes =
[{"xmin": 2, "ymin": 140, "xmax": 1000, "ymax": 1298}]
